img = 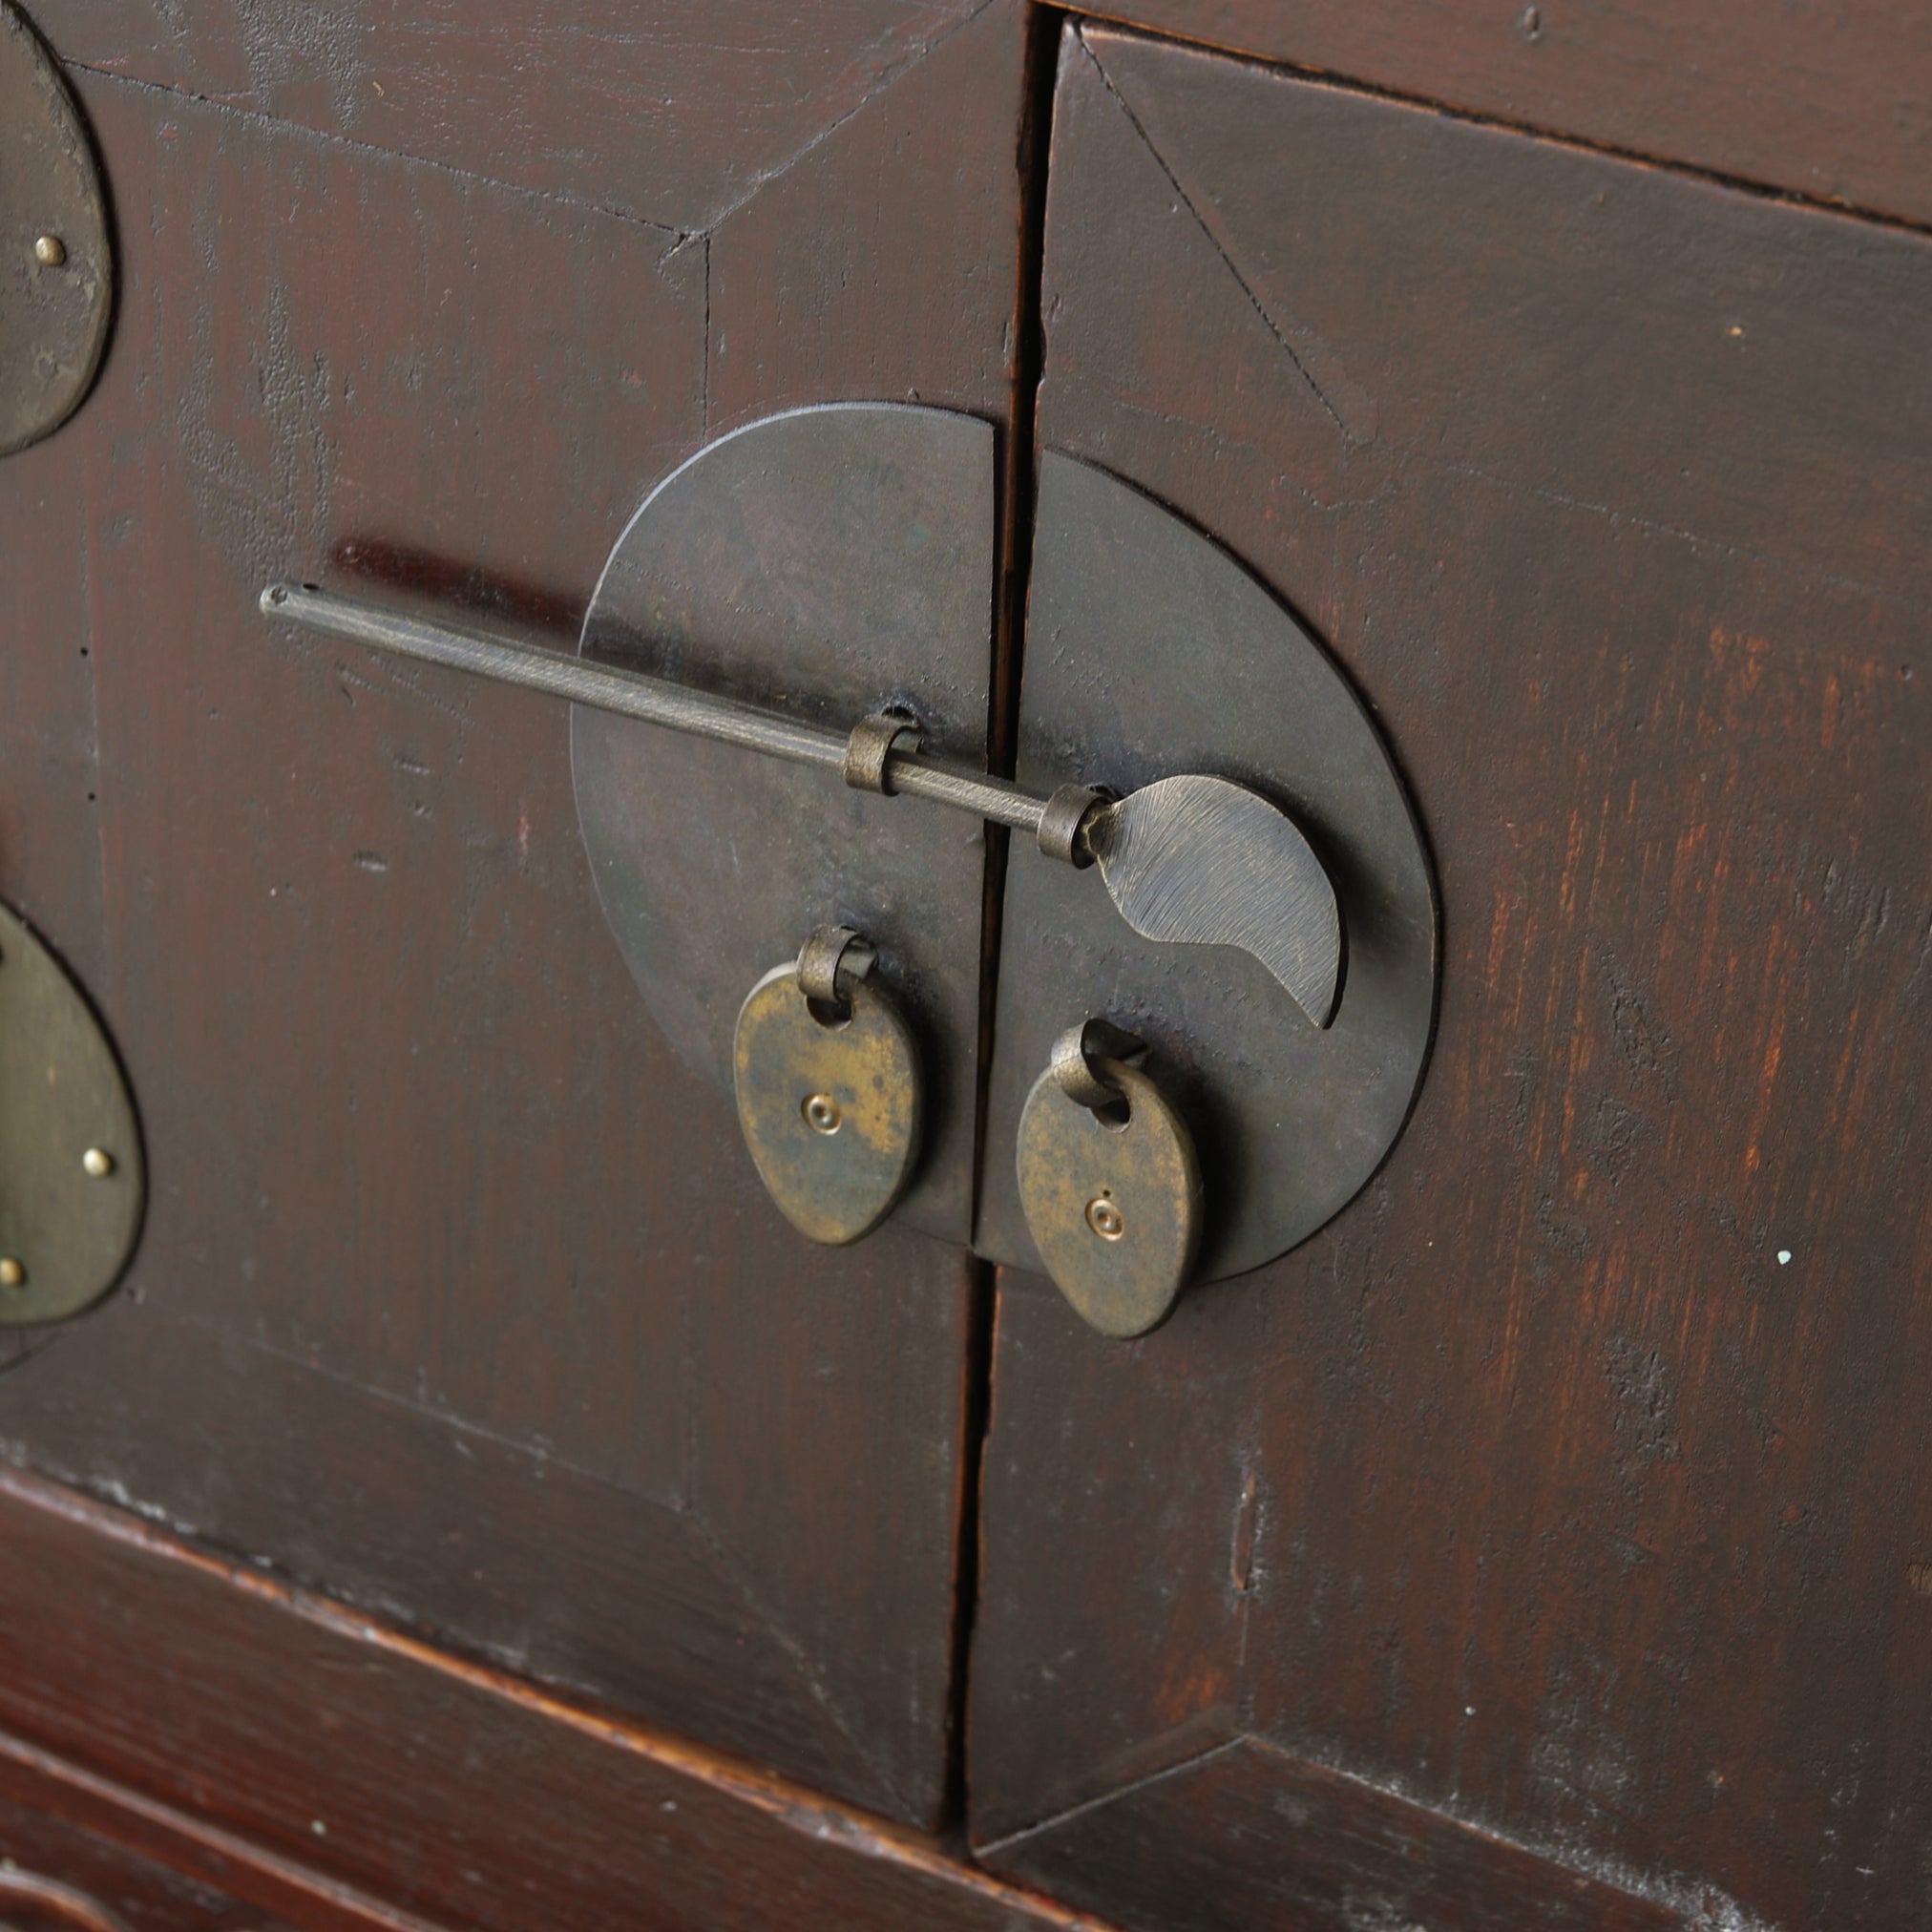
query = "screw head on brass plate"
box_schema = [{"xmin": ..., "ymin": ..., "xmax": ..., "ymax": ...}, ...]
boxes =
[
  {"xmin": 0, "ymin": 899, "xmax": 144, "ymax": 1325},
  {"xmin": 733, "ymin": 963, "xmax": 921, "ymax": 1246},
  {"xmin": 1017, "ymin": 1057, "xmax": 1203, "ymax": 1338},
  {"xmin": 2, "ymin": 1, "xmax": 115, "ymax": 456}
]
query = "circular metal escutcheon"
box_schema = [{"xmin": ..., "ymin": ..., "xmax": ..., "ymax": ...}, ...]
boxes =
[
  {"xmin": 981, "ymin": 453, "xmax": 1438, "ymax": 1286},
  {"xmin": 733, "ymin": 964, "xmax": 922, "ymax": 1247},
  {"xmin": 1016, "ymin": 1056, "xmax": 1203, "ymax": 1338},
  {"xmin": 572, "ymin": 404, "xmax": 995, "ymax": 1248}
]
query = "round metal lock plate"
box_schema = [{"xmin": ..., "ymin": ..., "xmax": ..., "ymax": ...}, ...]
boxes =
[
  {"xmin": 0, "ymin": 900, "xmax": 143, "ymax": 1326},
  {"xmin": 734, "ymin": 965, "xmax": 922, "ymax": 1247},
  {"xmin": 983, "ymin": 453, "xmax": 1438, "ymax": 1286},
  {"xmin": 572, "ymin": 404, "xmax": 994, "ymax": 1246},
  {"xmin": 1016, "ymin": 1057, "xmax": 1204, "ymax": 1338}
]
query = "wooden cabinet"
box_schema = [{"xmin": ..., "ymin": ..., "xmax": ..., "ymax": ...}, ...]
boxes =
[
  {"xmin": 2, "ymin": 6, "xmax": 1927, "ymax": 1928},
  {"xmin": 972, "ymin": 28, "xmax": 1932, "ymax": 1931}
]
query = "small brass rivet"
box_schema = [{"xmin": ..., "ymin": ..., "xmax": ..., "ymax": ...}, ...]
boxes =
[
  {"xmin": 1085, "ymin": 1196, "xmax": 1124, "ymax": 1241},
  {"xmin": 802, "ymin": 1092, "xmax": 842, "ymax": 1136},
  {"xmin": 83, "ymin": 1146, "xmax": 114, "ymax": 1178},
  {"xmin": 33, "ymin": 234, "xmax": 67, "ymax": 267},
  {"xmin": 0, "ymin": 1258, "xmax": 25, "ymax": 1289}
]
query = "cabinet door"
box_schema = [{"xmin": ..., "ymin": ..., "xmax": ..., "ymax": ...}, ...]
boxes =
[
  {"xmin": 972, "ymin": 26, "xmax": 1932, "ymax": 1930},
  {"xmin": 0, "ymin": 0, "xmax": 1026, "ymax": 1829}
]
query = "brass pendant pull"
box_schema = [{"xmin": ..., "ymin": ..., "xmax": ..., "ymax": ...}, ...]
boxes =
[
  {"xmin": 732, "ymin": 929, "xmax": 922, "ymax": 1246},
  {"xmin": 1016, "ymin": 1020, "xmax": 1202, "ymax": 1338}
]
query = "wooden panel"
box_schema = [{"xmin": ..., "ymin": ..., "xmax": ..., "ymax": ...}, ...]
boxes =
[
  {"xmin": 972, "ymin": 26, "xmax": 1932, "ymax": 1931},
  {"xmin": 0, "ymin": 2, "xmax": 1026, "ymax": 1827},
  {"xmin": 0, "ymin": 412, "xmax": 101, "ymax": 977},
  {"xmin": 0, "ymin": 1467, "xmax": 1113, "ymax": 1932},
  {"xmin": 30, "ymin": 0, "xmax": 986, "ymax": 235},
  {"xmin": 1085, "ymin": 0, "xmax": 1932, "ymax": 232},
  {"xmin": 981, "ymin": 1741, "xmax": 1678, "ymax": 1932},
  {"xmin": 0, "ymin": 1791, "xmax": 301, "ymax": 1932}
]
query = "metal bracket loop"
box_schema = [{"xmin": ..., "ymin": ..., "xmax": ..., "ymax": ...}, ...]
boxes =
[
  {"xmin": 1036, "ymin": 784, "xmax": 1108, "ymax": 868},
  {"xmin": 1049, "ymin": 1017, "xmax": 1148, "ymax": 1113},
  {"xmin": 796, "ymin": 924, "xmax": 877, "ymax": 1013},
  {"xmin": 843, "ymin": 708, "xmax": 923, "ymax": 795}
]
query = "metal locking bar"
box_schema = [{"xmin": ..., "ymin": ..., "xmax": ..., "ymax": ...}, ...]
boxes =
[
  {"xmin": 260, "ymin": 578, "xmax": 1344, "ymax": 1026},
  {"xmin": 262, "ymin": 582, "xmax": 1086, "ymax": 846}
]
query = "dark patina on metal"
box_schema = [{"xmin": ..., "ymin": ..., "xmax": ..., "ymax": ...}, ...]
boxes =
[
  {"xmin": 0, "ymin": 900, "xmax": 144, "ymax": 1327},
  {"xmin": 1, "ymin": 0, "xmax": 112, "ymax": 458},
  {"xmin": 258, "ymin": 416, "xmax": 1422, "ymax": 1281},
  {"xmin": 264, "ymin": 578, "xmax": 1344, "ymax": 1018},
  {"xmin": 570, "ymin": 403, "xmax": 995, "ymax": 1244},
  {"xmin": 980, "ymin": 453, "xmax": 1438, "ymax": 1288},
  {"xmin": 1017, "ymin": 1031, "xmax": 1204, "ymax": 1339},
  {"xmin": 734, "ymin": 936, "xmax": 922, "ymax": 1247}
]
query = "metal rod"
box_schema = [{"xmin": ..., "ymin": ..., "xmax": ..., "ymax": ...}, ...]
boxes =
[{"xmin": 261, "ymin": 582, "xmax": 1050, "ymax": 835}]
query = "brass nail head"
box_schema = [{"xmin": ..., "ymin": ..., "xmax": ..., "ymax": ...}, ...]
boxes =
[
  {"xmin": 83, "ymin": 1146, "xmax": 114, "ymax": 1178},
  {"xmin": 33, "ymin": 234, "xmax": 67, "ymax": 267},
  {"xmin": 802, "ymin": 1092, "xmax": 842, "ymax": 1136},
  {"xmin": 0, "ymin": 1258, "xmax": 25, "ymax": 1289},
  {"xmin": 1085, "ymin": 1195, "xmax": 1124, "ymax": 1241}
]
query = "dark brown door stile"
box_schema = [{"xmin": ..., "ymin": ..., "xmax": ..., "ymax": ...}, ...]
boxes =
[{"xmin": 967, "ymin": 20, "xmax": 1932, "ymax": 1932}]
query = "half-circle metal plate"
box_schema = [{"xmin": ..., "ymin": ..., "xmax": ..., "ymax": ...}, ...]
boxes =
[
  {"xmin": 571, "ymin": 405, "xmax": 994, "ymax": 1244},
  {"xmin": 0, "ymin": 0, "xmax": 113, "ymax": 458},
  {"xmin": 0, "ymin": 900, "xmax": 144, "ymax": 1326},
  {"xmin": 979, "ymin": 453, "xmax": 1438, "ymax": 1286}
]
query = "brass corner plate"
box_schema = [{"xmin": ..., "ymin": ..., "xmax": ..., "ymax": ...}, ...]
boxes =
[
  {"xmin": 1, "ymin": 0, "xmax": 113, "ymax": 458},
  {"xmin": 0, "ymin": 901, "xmax": 144, "ymax": 1326}
]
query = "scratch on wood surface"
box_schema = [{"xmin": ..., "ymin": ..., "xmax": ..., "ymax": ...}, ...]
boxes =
[
  {"xmin": 683, "ymin": 1505, "xmax": 913, "ymax": 1821},
  {"xmin": 1229, "ymin": 1465, "xmax": 1260, "ymax": 1593},
  {"xmin": 69, "ymin": 66, "xmax": 688, "ymax": 241},
  {"xmin": 696, "ymin": 0, "xmax": 999, "ymax": 236},
  {"xmin": 1077, "ymin": 32, "xmax": 1378, "ymax": 448}
]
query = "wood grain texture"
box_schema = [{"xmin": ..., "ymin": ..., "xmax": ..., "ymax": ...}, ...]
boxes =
[
  {"xmin": 0, "ymin": 1465, "xmax": 1117, "ymax": 1932},
  {"xmin": 0, "ymin": 379, "xmax": 103, "ymax": 982},
  {"xmin": 972, "ymin": 27, "xmax": 1932, "ymax": 1931},
  {"xmin": 983, "ymin": 1739, "xmax": 1679, "ymax": 1932},
  {"xmin": 0, "ymin": 1790, "xmax": 302, "ymax": 1932},
  {"xmin": 0, "ymin": 2, "xmax": 1025, "ymax": 1828},
  {"xmin": 29, "ymin": 0, "xmax": 991, "ymax": 236},
  {"xmin": 1082, "ymin": 0, "xmax": 1932, "ymax": 232}
]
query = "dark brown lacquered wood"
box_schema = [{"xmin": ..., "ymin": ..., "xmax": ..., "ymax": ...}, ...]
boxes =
[
  {"xmin": 27, "ymin": 0, "xmax": 988, "ymax": 237},
  {"xmin": 981, "ymin": 1740, "xmax": 1679, "ymax": 1932},
  {"xmin": 0, "ymin": 1788, "xmax": 306, "ymax": 1932},
  {"xmin": 0, "ymin": 1465, "xmax": 1115, "ymax": 1932},
  {"xmin": 1082, "ymin": 0, "xmax": 1932, "ymax": 232},
  {"xmin": 0, "ymin": 2, "xmax": 1027, "ymax": 1830},
  {"xmin": 972, "ymin": 25, "xmax": 1932, "ymax": 1932}
]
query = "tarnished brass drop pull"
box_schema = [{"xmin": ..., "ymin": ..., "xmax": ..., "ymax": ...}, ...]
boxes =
[
  {"xmin": 1016, "ymin": 1019, "xmax": 1203, "ymax": 1338},
  {"xmin": 733, "ymin": 927, "xmax": 923, "ymax": 1245}
]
